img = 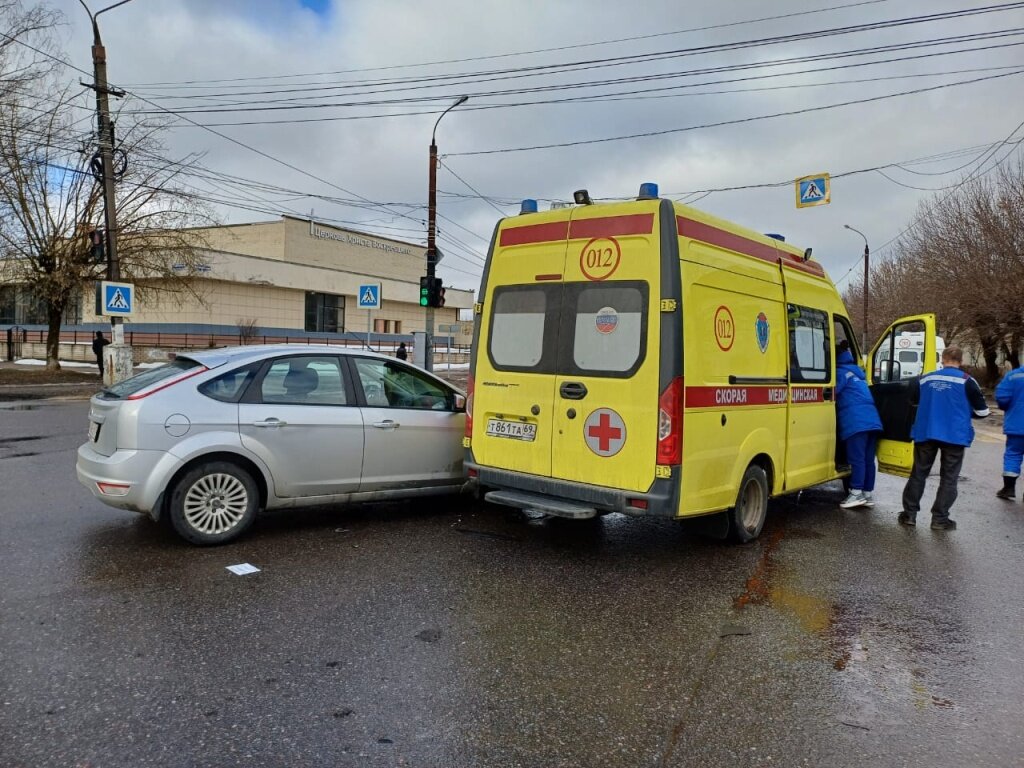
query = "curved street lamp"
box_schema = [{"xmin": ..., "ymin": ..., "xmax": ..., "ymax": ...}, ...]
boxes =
[
  {"xmin": 844, "ymin": 224, "xmax": 870, "ymax": 353},
  {"xmin": 424, "ymin": 95, "xmax": 469, "ymax": 371}
]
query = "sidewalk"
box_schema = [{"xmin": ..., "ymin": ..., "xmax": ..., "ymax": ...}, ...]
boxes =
[{"xmin": 0, "ymin": 360, "xmax": 103, "ymax": 402}]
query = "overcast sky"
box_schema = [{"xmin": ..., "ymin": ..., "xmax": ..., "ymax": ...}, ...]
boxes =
[{"xmin": 43, "ymin": 0, "xmax": 1024, "ymax": 293}]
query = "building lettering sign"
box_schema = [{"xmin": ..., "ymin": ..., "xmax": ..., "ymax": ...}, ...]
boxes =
[{"xmin": 309, "ymin": 219, "xmax": 412, "ymax": 255}]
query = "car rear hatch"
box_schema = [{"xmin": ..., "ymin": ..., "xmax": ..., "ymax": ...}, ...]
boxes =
[{"xmin": 86, "ymin": 358, "xmax": 208, "ymax": 457}]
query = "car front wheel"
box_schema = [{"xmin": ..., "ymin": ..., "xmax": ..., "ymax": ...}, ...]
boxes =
[{"xmin": 169, "ymin": 461, "xmax": 258, "ymax": 545}]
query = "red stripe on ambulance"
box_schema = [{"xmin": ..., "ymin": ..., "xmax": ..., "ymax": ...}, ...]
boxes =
[
  {"xmin": 499, "ymin": 214, "xmax": 655, "ymax": 247},
  {"xmin": 685, "ymin": 386, "xmax": 826, "ymax": 407},
  {"xmin": 676, "ymin": 217, "xmax": 826, "ymax": 278}
]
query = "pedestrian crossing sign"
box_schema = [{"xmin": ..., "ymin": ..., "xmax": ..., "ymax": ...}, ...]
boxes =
[
  {"xmin": 795, "ymin": 173, "xmax": 831, "ymax": 208},
  {"xmin": 96, "ymin": 281, "xmax": 135, "ymax": 317},
  {"xmin": 357, "ymin": 283, "xmax": 381, "ymax": 309}
]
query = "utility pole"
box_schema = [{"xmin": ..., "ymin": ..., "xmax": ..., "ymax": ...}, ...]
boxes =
[
  {"xmin": 425, "ymin": 95, "xmax": 468, "ymax": 372},
  {"xmin": 844, "ymin": 224, "xmax": 870, "ymax": 353},
  {"xmin": 80, "ymin": 0, "xmax": 134, "ymax": 384}
]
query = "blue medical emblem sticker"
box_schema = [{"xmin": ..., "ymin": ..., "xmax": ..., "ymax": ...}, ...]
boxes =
[{"xmin": 755, "ymin": 312, "xmax": 770, "ymax": 353}]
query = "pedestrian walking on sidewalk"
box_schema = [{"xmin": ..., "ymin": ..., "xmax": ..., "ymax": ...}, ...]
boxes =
[
  {"xmin": 900, "ymin": 346, "xmax": 990, "ymax": 530},
  {"xmin": 92, "ymin": 331, "xmax": 110, "ymax": 377},
  {"xmin": 396, "ymin": 342, "xmax": 408, "ymax": 361},
  {"xmin": 835, "ymin": 343, "xmax": 883, "ymax": 509},
  {"xmin": 995, "ymin": 363, "xmax": 1024, "ymax": 501}
]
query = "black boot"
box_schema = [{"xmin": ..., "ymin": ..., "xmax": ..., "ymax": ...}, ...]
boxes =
[{"xmin": 996, "ymin": 476, "xmax": 1016, "ymax": 500}]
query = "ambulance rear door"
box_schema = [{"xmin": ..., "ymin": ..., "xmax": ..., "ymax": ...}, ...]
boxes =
[
  {"xmin": 472, "ymin": 209, "xmax": 571, "ymax": 478},
  {"xmin": 867, "ymin": 313, "xmax": 937, "ymax": 476},
  {"xmin": 549, "ymin": 201, "xmax": 663, "ymax": 493}
]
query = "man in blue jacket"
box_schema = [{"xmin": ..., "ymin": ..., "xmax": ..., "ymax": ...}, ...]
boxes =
[
  {"xmin": 995, "ymin": 363, "xmax": 1024, "ymax": 500},
  {"xmin": 835, "ymin": 343, "xmax": 883, "ymax": 509},
  {"xmin": 901, "ymin": 346, "xmax": 990, "ymax": 530}
]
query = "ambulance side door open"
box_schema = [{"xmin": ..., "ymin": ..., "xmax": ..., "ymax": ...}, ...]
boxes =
[{"xmin": 867, "ymin": 313, "xmax": 937, "ymax": 477}]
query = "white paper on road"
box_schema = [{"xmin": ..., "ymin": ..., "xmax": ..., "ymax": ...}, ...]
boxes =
[{"xmin": 226, "ymin": 563, "xmax": 260, "ymax": 575}]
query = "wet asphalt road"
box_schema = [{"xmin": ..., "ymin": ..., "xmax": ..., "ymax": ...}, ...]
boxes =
[{"xmin": 1, "ymin": 400, "xmax": 1022, "ymax": 768}]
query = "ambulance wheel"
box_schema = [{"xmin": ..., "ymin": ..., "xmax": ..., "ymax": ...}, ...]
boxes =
[{"xmin": 728, "ymin": 465, "xmax": 769, "ymax": 543}]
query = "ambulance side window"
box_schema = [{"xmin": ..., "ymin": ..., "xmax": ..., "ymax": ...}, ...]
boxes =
[
  {"xmin": 788, "ymin": 305, "xmax": 830, "ymax": 383},
  {"xmin": 488, "ymin": 286, "xmax": 554, "ymax": 371}
]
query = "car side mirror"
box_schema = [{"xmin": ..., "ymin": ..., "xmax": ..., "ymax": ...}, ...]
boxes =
[{"xmin": 453, "ymin": 394, "xmax": 467, "ymax": 412}]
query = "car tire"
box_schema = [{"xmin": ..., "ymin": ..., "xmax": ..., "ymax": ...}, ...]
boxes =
[
  {"xmin": 168, "ymin": 461, "xmax": 258, "ymax": 545},
  {"xmin": 727, "ymin": 464, "xmax": 769, "ymax": 543}
]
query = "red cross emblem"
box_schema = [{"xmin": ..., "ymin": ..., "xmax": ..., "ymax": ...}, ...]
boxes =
[{"xmin": 584, "ymin": 408, "xmax": 627, "ymax": 456}]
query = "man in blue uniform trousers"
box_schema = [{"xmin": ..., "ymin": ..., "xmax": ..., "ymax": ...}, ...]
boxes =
[
  {"xmin": 835, "ymin": 342, "xmax": 883, "ymax": 509},
  {"xmin": 995, "ymin": 362, "xmax": 1024, "ymax": 501},
  {"xmin": 900, "ymin": 346, "xmax": 990, "ymax": 530}
]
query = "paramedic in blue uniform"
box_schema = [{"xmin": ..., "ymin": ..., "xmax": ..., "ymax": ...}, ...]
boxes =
[
  {"xmin": 835, "ymin": 342, "xmax": 883, "ymax": 509},
  {"xmin": 995, "ymin": 362, "xmax": 1024, "ymax": 501},
  {"xmin": 900, "ymin": 346, "xmax": 990, "ymax": 530}
]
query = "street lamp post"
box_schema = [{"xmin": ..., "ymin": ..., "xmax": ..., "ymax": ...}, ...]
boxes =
[
  {"xmin": 844, "ymin": 224, "xmax": 870, "ymax": 353},
  {"xmin": 425, "ymin": 95, "xmax": 468, "ymax": 372},
  {"xmin": 80, "ymin": 0, "xmax": 135, "ymax": 384}
]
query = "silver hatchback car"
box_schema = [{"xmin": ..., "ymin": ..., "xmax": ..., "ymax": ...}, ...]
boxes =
[{"xmin": 77, "ymin": 345, "xmax": 467, "ymax": 545}]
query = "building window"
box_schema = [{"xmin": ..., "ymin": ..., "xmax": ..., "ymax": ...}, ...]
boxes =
[
  {"xmin": 0, "ymin": 285, "xmax": 80, "ymax": 325},
  {"xmin": 304, "ymin": 292, "xmax": 345, "ymax": 333}
]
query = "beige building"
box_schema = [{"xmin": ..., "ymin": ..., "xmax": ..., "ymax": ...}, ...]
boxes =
[{"xmin": 77, "ymin": 216, "xmax": 473, "ymax": 335}]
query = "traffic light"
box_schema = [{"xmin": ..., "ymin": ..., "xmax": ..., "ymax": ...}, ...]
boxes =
[
  {"xmin": 87, "ymin": 229, "xmax": 105, "ymax": 263},
  {"xmin": 436, "ymin": 281, "xmax": 446, "ymax": 308},
  {"xmin": 419, "ymin": 275, "xmax": 430, "ymax": 307},
  {"xmin": 420, "ymin": 276, "xmax": 446, "ymax": 307}
]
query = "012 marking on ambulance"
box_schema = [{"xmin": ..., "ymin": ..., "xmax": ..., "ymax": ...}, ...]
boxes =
[
  {"xmin": 580, "ymin": 237, "xmax": 622, "ymax": 281},
  {"xmin": 584, "ymin": 408, "xmax": 627, "ymax": 456},
  {"xmin": 714, "ymin": 306, "xmax": 735, "ymax": 351}
]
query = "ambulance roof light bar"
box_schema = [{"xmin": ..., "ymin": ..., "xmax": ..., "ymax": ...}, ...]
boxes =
[
  {"xmin": 573, "ymin": 189, "xmax": 593, "ymax": 205},
  {"xmin": 520, "ymin": 199, "xmax": 538, "ymax": 215},
  {"xmin": 765, "ymin": 233, "xmax": 786, "ymax": 242},
  {"xmin": 638, "ymin": 182, "xmax": 659, "ymax": 200}
]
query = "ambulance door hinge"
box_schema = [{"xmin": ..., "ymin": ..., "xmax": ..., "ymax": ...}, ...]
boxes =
[
  {"xmin": 655, "ymin": 465, "xmax": 673, "ymax": 479},
  {"xmin": 474, "ymin": 302, "xmax": 483, "ymax": 315},
  {"xmin": 462, "ymin": 437, "xmax": 472, "ymax": 448},
  {"xmin": 660, "ymin": 299, "xmax": 678, "ymax": 312}
]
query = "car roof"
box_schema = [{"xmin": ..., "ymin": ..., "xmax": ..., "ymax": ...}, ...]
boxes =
[{"xmin": 180, "ymin": 344, "xmax": 393, "ymax": 369}]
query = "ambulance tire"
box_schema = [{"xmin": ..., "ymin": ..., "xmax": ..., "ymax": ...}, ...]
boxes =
[{"xmin": 728, "ymin": 465, "xmax": 769, "ymax": 543}]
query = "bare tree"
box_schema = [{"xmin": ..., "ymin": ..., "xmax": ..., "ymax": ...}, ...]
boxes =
[{"xmin": 0, "ymin": 4, "xmax": 217, "ymax": 369}]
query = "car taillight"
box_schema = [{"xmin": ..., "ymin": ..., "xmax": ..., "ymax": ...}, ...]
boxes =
[
  {"xmin": 657, "ymin": 376, "xmax": 683, "ymax": 465},
  {"xmin": 464, "ymin": 373, "xmax": 474, "ymax": 439},
  {"xmin": 125, "ymin": 366, "xmax": 208, "ymax": 400}
]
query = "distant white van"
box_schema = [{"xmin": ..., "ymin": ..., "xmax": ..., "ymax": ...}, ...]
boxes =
[{"xmin": 875, "ymin": 332, "xmax": 945, "ymax": 379}]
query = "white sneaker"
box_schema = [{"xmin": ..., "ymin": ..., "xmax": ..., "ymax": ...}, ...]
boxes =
[
  {"xmin": 863, "ymin": 492, "xmax": 876, "ymax": 508},
  {"xmin": 840, "ymin": 491, "xmax": 868, "ymax": 509}
]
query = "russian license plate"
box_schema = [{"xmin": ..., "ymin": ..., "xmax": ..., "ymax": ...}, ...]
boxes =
[
  {"xmin": 486, "ymin": 418, "xmax": 536, "ymax": 442},
  {"xmin": 88, "ymin": 421, "xmax": 100, "ymax": 442}
]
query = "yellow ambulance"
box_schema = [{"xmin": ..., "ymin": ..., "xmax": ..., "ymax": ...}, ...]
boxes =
[{"xmin": 464, "ymin": 184, "xmax": 937, "ymax": 541}]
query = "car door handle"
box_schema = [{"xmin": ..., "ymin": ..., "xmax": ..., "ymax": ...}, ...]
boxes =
[
  {"xmin": 252, "ymin": 418, "xmax": 287, "ymax": 428},
  {"xmin": 372, "ymin": 420, "xmax": 400, "ymax": 430},
  {"xmin": 823, "ymin": 387, "xmax": 834, "ymax": 401},
  {"xmin": 559, "ymin": 381, "xmax": 588, "ymax": 400}
]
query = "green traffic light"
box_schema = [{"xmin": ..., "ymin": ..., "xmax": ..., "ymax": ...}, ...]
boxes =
[{"xmin": 419, "ymin": 296, "xmax": 428, "ymax": 306}]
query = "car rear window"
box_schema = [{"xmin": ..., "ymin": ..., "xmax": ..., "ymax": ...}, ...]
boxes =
[{"xmin": 100, "ymin": 359, "xmax": 203, "ymax": 399}]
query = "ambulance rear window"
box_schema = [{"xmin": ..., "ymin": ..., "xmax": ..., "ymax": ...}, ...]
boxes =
[
  {"xmin": 489, "ymin": 287, "xmax": 549, "ymax": 369},
  {"xmin": 566, "ymin": 282, "xmax": 647, "ymax": 376}
]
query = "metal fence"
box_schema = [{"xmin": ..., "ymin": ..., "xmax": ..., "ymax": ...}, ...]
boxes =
[{"xmin": 4, "ymin": 327, "xmax": 471, "ymax": 362}]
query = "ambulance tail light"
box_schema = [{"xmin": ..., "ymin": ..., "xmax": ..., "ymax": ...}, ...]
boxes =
[
  {"xmin": 657, "ymin": 376, "xmax": 683, "ymax": 465},
  {"xmin": 464, "ymin": 374, "xmax": 474, "ymax": 439}
]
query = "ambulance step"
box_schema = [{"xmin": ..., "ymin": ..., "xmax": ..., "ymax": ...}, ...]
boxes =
[{"xmin": 484, "ymin": 490, "xmax": 598, "ymax": 520}]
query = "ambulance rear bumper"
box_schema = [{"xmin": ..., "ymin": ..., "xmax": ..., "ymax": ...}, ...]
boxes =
[{"xmin": 465, "ymin": 463, "xmax": 678, "ymax": 518}]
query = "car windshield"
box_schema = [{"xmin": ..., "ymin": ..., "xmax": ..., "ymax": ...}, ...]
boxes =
[{"xmin": 100, "ymin": 358, "xmax": 203, "ymax": 399}]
